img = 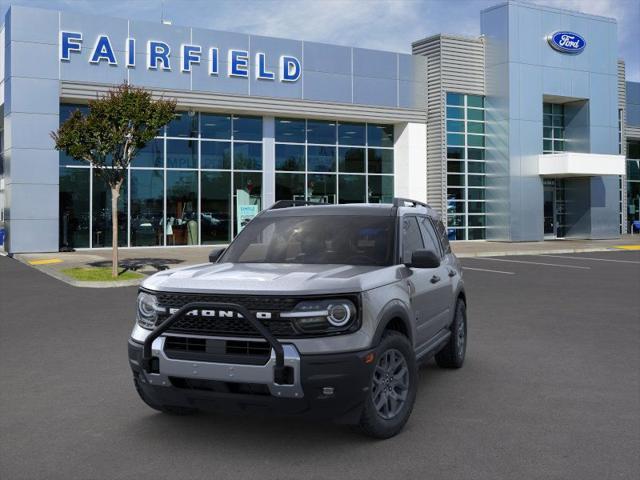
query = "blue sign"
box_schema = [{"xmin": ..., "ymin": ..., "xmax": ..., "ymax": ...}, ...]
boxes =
[
  {"xmin": 547, "ymin": 31, "xmax": 586, "ymax": 54},
  {"xmin": 59, "ymin": 31, "xmax": 302, "ymax": 82}
]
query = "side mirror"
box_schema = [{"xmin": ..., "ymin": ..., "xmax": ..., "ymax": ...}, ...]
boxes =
[
  {"xmin": 208, "ymin": 247, "xmax": 226, "ymax": 263},
  {"xmin": 407, "ymin": 249, "xmax": 440, "ymax": 269}
]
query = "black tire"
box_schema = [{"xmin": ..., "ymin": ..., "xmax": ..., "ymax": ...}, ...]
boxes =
[
  {"xmin": 133, "ymin": 376, "xmax": 198, "ymax": 416},
  {"xmin": 358, "ymin": 331, "xmax": 417, "ymax": 439},
  {"xmin": 435, "ymin": 298, "xmax": 467, "ymax": 369}
]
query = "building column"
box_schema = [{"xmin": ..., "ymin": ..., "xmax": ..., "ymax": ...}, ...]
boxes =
[
  {"xmin": 3, "ymin": 6, "xmax": 60, "ymax": 253},
  {"xmin": 262, "ymin": 116, "xmax": 275, "ymax": 208},
  {"xmin": 393, "ymin": 122, "xmax": 427, "ymax": 203}
]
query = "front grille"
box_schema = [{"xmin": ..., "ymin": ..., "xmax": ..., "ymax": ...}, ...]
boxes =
[
  {"xmin": 154, "ymin": 292, "xmax": 300, "ymax": 337},
  {"xmin": 164, "ymin": 315, "xmax": 296, "ymax": 337},
  {"xmin": 152, "ymin": 291, "xmax": 360, "ymax": 338}
]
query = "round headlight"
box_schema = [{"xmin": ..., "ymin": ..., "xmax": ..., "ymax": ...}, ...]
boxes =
[
  {"xmin": 327, "ymin": 303, "xmax": 352, "ymax": 327},
  {"xmin": 136, "ymin": 292, "xmax": 158, "ymax": 329}
]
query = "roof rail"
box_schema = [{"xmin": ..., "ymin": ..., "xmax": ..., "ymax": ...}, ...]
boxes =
[
  {"xmin": 268, "ymin": 199, "xmax": 327, "ymax": 210},
  {"xmin": 392, "ymin": 197, "xmax": 431, "ymax": 209}
]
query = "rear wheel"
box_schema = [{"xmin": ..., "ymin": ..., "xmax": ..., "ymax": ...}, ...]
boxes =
[
  {"xmin": 133, "ymin": 376, "xmax": 198, "ymax": 415},
  {"xmin": 435, "ymin": 298, "xmax": 467, "ymax": 369},
  {"xmin": 358, "ymin": 331, "xmax": 417, "ymax": 439}
]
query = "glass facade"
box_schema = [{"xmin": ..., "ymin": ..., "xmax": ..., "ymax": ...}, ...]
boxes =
[
  {"xmin": 58, "ymin": 104, "xmax": 263, "ymax": 248},
  {"xmin": 543, "ymin": 103, "xmax": 565, "ymax": 154},
  {"xmin": 627, "ymin": 140, "xmax": 640, "ymax": 232},
  {"xmin": 58, "ymin": 107, "xmax": 395, "ymax": 248},
  {"xmin": 274, "ymin": 118, "xmax": 394, "ymax": 204},
  {"xmin": 445, "ymin": 92, "xmax": 486, "ymax": 240}
]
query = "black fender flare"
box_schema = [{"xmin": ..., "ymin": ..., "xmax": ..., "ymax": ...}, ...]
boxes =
[{"xmin": 371, "ymin": 300, "xmax": 413, "ymax": 347}]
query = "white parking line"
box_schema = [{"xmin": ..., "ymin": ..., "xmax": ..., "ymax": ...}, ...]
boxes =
[
  {"xmin": 540, "ymin": 254, "xmax": 640, "ymax": 265},
  {"xmin": 471, "ymin": 257, "xmax": 591, "ymax": 269},
  {"xmin": 463, "ymin": 267, "xmax": 515, "ymax": 275}
]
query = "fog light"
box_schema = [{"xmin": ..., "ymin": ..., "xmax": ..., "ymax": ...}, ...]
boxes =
[{"xmin": 322, "ymin": 387, "xmax": 335, "ymax": 396}]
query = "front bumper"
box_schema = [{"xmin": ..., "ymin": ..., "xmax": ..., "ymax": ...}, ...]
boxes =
[{"xmin": 128, "ymin": 338, "xmax": 374, "ymax": 422}]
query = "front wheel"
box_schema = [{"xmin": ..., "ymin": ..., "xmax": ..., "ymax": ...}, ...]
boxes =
[
  {"xmin": 435, "ymin": 298, "xmax": 467, "ymax": 369},
  {"xmin": 358, "ymin": 331, "xmax": 417, "ymax": 439}
]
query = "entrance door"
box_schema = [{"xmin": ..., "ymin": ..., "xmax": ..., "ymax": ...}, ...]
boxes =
[{"xmin": 543, "ymin": 178, "xmax": 567, "ymax": 238}]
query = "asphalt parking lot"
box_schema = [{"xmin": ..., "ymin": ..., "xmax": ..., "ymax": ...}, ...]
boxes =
[{"xmin": 1, "ymin": 250, "xmax": 639, "ymax": 480}]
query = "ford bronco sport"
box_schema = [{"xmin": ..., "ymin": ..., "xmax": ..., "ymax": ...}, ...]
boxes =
[{"xmin": 128, "ymin": 198, "xmax": 467, "ymax": 438}]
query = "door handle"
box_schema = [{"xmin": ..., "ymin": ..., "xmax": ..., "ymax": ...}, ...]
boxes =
[
  {"xmin": 448, "ymin": 269, "xmax": 457, "ymax": 277},
  {"xmin": 430, "ymin": 275, "xmax": 441, "ymax": 284}
]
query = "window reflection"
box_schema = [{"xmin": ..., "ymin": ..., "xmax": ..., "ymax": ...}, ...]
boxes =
[
  {"xmin": 307, "ymin": 174, "xmax": 336, "ymax": 203},
  {"xmin": 338, "ymin": 122, "xmax": 365, "ymax": 146},
  {"xmin": 308, "ymin": 145, "xmax": 336, "ymax": 172},
  {"xmin": 201, "ymin": 113, "xmax": 231, "ymax": 139},
  {"xmin": 367, "ymin": 124, "xmax": 394, "ymax": 148},
  {"xmin": 92, "ymin": 169, "xmax": 127, "ymax": 247},
  {"xmin": 234, "ymin": 172, "xmax": 262, "ymax": 235},
  {"xmin": 275, "ymin": 173, "xmax": 305, "ymax": 201},
  {"xmin": 306, "ymin": 120, "xmax": 336, "ymax": 145},
  {"xmin": 201, "ymin": 171, "xmax": 231, "ymax": 244},
  {"xmin": 233, "ymin": 115, "xmax": 262, "ymax": 141},
  {"xmin": 275, "ymin": 118, "xmax": 305, "ymax": 143},
  {"xmin": 167, "ymin": 171, "xmax": 198, "ymax": 245},
  {"xmin": 368, "ymin": 149, "xmax": 394, "ymax": 174},
  {"xmin": 136, "ymin": 139, "xmax": 164, "ymax": 168},
  {"xmin": 130, "ymin": 170, "xmax": 164, "ymax": 247},
  {"xmin": 338, "ymin": 147, "xmax": 365, "ymax": 173},
  {"xmin": 368, "ymin": 175, "xmax": 394, "ymax": 203},
  {"xmin": 339, "ymin": 175, "xmax": 365, "ymax": 203},
  {"xmin": 201, "ymin": 141, "xmax": 231, "ymax": 169},
  {"xmin": 234, "ymin": 142, "xmax": 262, "ymax": 170},
  {"xmin": 275, "ymin": 144, "xmax": 304, "ymax": 171},
  {"xmin": 167, "ymin": 140, "xmax": 197, "ymax": 169},
  {"xmin": 59, "ymin": 167, "xmax": 90, "ymax": 248},
  {"xmin": 167, "ymin": 111, "xmax": 198, "ymax": 138}
]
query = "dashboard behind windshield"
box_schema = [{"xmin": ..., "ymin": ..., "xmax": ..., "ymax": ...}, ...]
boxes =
[{"xmin": 221, "ymin": 215, "xmax": 395, "ymax": 266}]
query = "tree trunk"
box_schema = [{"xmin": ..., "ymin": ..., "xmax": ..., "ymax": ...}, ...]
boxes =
[{"xmin": 111, "ymin": 184, "xmax": 121, "ymax": 278}]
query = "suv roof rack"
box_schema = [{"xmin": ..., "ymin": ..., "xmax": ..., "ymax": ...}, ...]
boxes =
[
  {"xmin": 392, "ymin": 197, "xmax": 431, "ymax": 209},
  {"xmin": 269, "ymin": 199, "xmax": 327, "ymax": 210}
]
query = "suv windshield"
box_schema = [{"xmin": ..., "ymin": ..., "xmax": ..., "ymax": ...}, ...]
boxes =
[{"xmin": 221, "ymin": 215, "xmax": 395, "ymax": 266}]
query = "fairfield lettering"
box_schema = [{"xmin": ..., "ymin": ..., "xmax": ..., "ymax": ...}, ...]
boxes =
[{"xmin": 59, "ymin": 31, "xmax": 302, "ymax": 82}]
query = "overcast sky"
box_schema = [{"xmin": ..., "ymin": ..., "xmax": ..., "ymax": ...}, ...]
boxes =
[{"xmin": 1, "ymin": 0, "xmax": 638, "ymax": 80}]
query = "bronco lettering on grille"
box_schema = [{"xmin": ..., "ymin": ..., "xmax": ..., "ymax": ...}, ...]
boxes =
[{"xmin": 167, "ymin": 308, "xmax": 273, "ymax": 320}]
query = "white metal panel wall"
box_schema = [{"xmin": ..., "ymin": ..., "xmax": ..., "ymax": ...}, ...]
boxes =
[{"xmin": 412, "ymin": 35, "xmax": 485, "ymax": 221}]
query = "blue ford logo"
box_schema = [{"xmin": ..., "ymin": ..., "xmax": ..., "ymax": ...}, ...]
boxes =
[{"xmin": 547, "ymin": 31, "xmax": 586, "ymax": 54}]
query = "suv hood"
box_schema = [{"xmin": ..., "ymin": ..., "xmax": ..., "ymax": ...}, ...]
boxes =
[{"xmin": 142, "ymin": 262, "xmax": 400, "ymax": 295}]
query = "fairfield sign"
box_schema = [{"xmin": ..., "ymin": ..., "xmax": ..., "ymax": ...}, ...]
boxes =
[{"xmin": 59, "ymin": 31, "xmax": 302, "ymax": 82}]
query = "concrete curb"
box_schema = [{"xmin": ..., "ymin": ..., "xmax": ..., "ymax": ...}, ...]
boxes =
[
  {"xmin": 455, "ymin": 246, "xmax": 619, "ymax": 258},
  {"xmin": 10, "ymin": 255, "xmax": 143, "ymax": 288}
]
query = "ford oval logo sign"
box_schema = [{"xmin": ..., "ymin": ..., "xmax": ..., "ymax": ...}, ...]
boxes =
[{"xmin": 547, "ymin": 31, "xmax": 586, "ymax": 54}]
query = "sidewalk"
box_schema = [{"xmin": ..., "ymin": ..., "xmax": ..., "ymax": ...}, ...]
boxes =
[
  {"xmin": 451, "ymin": 235, "xmax": 640, "ymax": 257},
  {"xmin": 9, "ymin": 235, "xmax": 640, "ymax": 287}
]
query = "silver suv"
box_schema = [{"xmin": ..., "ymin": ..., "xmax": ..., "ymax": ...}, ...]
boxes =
[{"xmin": 128, "ymin": 198, "xmax": 467, "ymax": 438}]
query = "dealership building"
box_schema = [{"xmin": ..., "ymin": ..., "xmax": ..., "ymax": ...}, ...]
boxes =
[{"xmin": 0, "ymin": 1, "xmax": 639, "ymax": 252}]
